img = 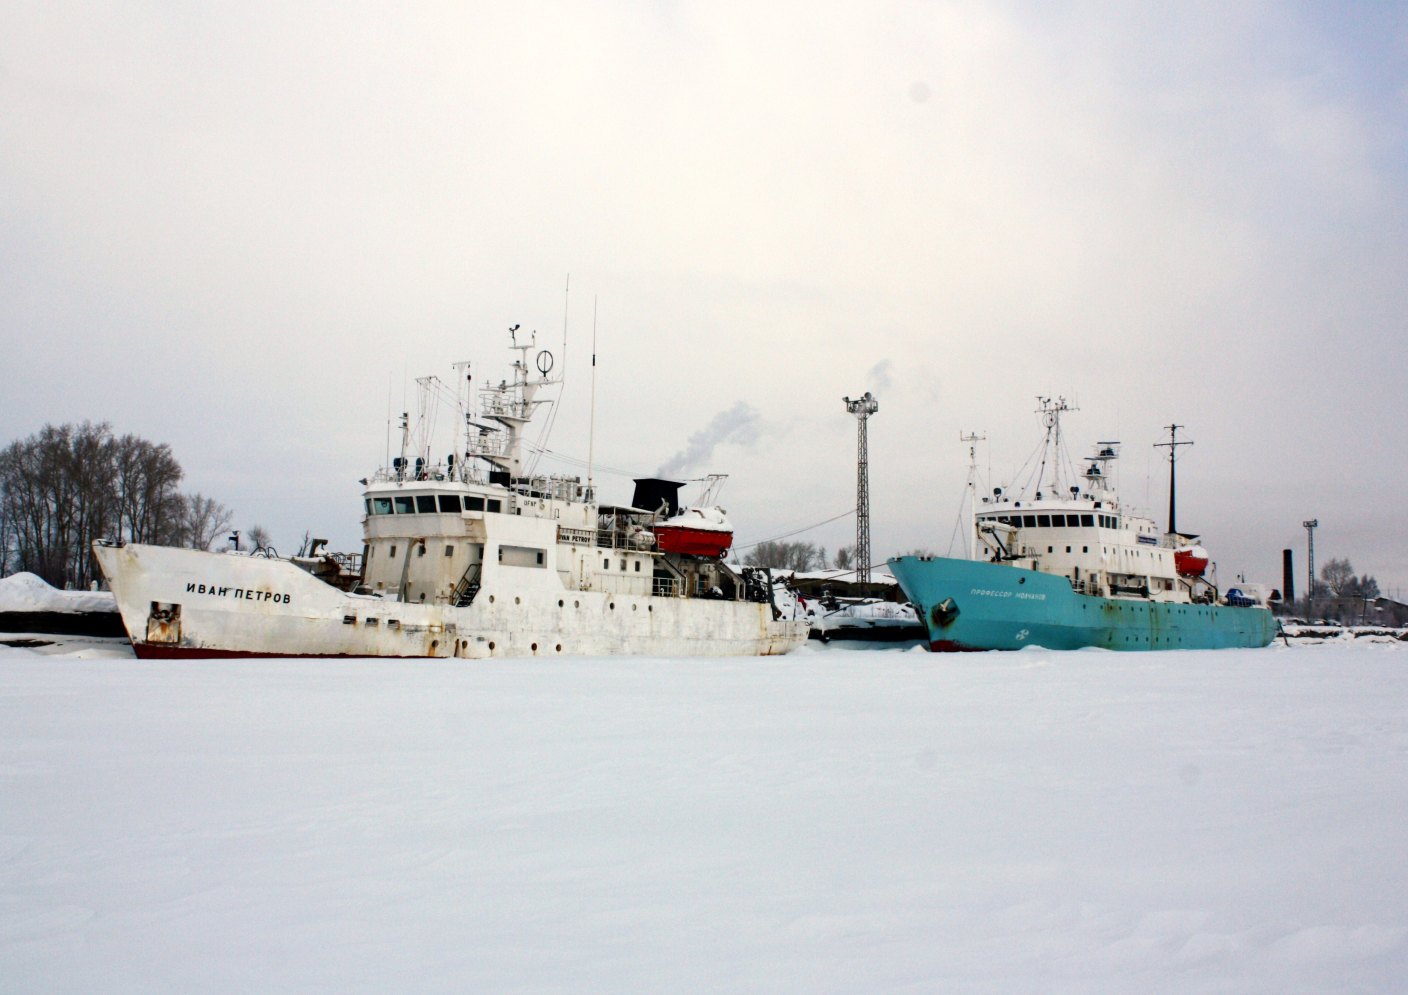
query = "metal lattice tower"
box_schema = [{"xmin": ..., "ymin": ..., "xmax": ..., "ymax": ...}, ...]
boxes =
[
  {"xmin": 844, "ymin": 392, "xmax": 879, "ymax": 582},
  {"xmin": 1303, "ymin": 518, "xmax": 1318, "ymax": 617}
]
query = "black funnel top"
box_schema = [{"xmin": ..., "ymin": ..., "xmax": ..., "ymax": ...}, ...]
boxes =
[{"xmin": 632, "ymin": 478, "xmax": 685, "ymax": 518}]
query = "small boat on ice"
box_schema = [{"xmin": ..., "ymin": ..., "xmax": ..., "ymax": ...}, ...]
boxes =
[{"xmin": 806, "ymin": 598, "xmax": 926, "ymax": 643}]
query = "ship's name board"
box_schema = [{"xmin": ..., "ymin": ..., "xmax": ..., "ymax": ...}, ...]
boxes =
[
  {"xmin": 186, "ymin": 581, "xmax": 292, "ymax": 604},
  {"xmin": 970, "ymin": 587, "xmax": 1046, "ymax": 601}
]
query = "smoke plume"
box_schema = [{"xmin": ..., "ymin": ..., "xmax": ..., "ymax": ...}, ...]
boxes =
[{"xmin": 657, "ymin": 402, "xmax": 762, "ymax": 478}]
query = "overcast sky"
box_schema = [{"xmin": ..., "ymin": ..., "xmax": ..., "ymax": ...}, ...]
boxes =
[{"xmin": 3, "ymin": 1, "xmax": 1405, "ymax": 596}]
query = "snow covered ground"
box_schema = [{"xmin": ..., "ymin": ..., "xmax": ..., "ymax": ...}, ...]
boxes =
[
  {"xmin": 0, "ymin": 572, "xmax": 115, "ymax": 614},
  {"xmin": 2, "ymin": 641, "xmax": 1406, "ymax": 993}
]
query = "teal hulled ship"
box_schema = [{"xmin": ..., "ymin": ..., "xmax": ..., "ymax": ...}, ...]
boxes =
[{"xmin": 889, "ymin": 399, "xmax": 1277, "ymax": 652}]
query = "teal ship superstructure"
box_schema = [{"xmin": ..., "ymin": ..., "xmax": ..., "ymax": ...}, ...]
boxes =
[{"xmin": 888, "ymin": 399, "xmax": 1277, "ymax": 653}]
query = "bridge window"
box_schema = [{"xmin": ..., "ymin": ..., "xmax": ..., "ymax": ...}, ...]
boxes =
[
  {"xmin": 371, "ymin": 497, "xmax": 393, "ymax": 515},
  {"xmin": 499, "ymin": 545, "xmax": 546, "ymax": 568},
  {"xmin": 1037, "ymin": 515, "xmax": 1051, "ymax": 527},
  {"xmin": 1081, "ymin": 514, "xmax": 1094, "ymax": 527},
  {"xmin": 394, "ymin": 495, "xmax": 414, "ymax": 515},
  {"xmin": 487, "ymin": 499, "xmax": 503, "ymax": 513},
  {"xmin": 416, "ymin": 495, "xmax": 437, "ymax": 514},
  {"xmin": 1023, "ymin": 515, "xmax": 1036, "ymax": 527},
  {"xmin": 438, "ymin": 494, "xmax": 462, "ymax": 513},
  {"xmin": 466, "ymin": 496, "xmax": 485, "ymax": 512}
]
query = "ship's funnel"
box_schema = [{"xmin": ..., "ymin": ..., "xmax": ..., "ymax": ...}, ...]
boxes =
[{"xmin": 632, "ymin": 478, "xmax": 685, "ymax": 517}]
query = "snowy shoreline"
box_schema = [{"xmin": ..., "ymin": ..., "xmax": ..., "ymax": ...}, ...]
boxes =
[{"xmin": 3, "ymin": 642, "xmax": 1406, "ymax": 991}]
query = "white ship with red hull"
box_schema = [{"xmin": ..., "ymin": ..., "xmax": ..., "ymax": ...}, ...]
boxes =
[{"xmin": 94, "ymin": 330, "xmax": 808, "ymax": 659}]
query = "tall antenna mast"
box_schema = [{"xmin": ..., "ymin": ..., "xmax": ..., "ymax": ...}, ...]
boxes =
[
  {"xmin": 1155, "ymin": 423, "xmax": 1194, "ymax": 534},
  {"xmin": 961, "ymin": 431, "xmax": 986, "ymax": 558},
  {"xmin": 1032, "ymin": 396, "xmax": 1077, "ymax": 497},
  {"xmin": 586, "ymin": 297, "xmax": 598, "ymax": 503},
  {"xmin": 844, "ymin": 391, "xmax": 879, "ymax": 582},
  {"xmin": 562, "ymin": 274, "xmax": 570, "ymax": 372}
]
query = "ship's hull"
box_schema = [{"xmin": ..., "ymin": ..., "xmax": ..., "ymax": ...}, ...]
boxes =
[
  {"xmin": 888, "ymin": 556, "xmax": 1276, "ymax": 652},
  {"xmin": 94, "ymin": 544, "xmax": 808, "ymax": 659}
]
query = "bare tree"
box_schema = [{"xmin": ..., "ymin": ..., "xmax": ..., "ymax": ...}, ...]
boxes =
[
  {"xmin": 0, "ymin": 422, "xmax": 234, "ymax": 586},
  {"xmin": 834, "ymin": 545, "xmax": 854, "ymax": 570},
  {"xmin": 182, "ymin": 494, "xmax": 234, "ymax": 550},
  {"xmin": 749, "ymin": 540, "xmax": 820, "ymax": 572},
  {"xmin": 1320, "ymin": 558, "xmax": 1355, "ymax": 598},
  {"xmin": 111, "ymin": 433, "xmax": 186, "ymax": 544},
  {"xmin": 246, "ymin": 524, "xmax": 273, "ymax": 552},
  {"xmin": 0, "ymin": 489, "xmax": 13, "ymax": 576}
]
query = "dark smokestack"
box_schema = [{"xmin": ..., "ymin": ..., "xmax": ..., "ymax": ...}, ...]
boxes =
[{"xmin": 1282, "ymin": 549, "xmax": 1295, "ymax": 606}]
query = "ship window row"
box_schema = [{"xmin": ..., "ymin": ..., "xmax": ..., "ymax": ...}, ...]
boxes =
[
  {"xmin": 986, "ymin": 513, "xmax": 1111, "ymax": 529},
  {"xmin": 367, "ymin": 494, "xmax": 503, "ymax": 515}
]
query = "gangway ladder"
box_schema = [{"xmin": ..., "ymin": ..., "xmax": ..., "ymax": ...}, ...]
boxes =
[{"xmin": 452, "ymin": 563, "xmax": 483, "ymax": 607}]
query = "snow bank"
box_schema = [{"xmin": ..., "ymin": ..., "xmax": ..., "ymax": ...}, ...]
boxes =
[
  {"xmin": 2, "ymin": 643, "xmax": 1407, "ymax": 992},
  {"xmin": 0, "ymin": 572, "xmax": 115, "ymax": 614}
]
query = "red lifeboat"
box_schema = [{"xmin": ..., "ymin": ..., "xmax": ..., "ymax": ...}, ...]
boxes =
[
  {"xmin": 1174, "ymin": 544, "xmax": 1209, "ymax": 577},
  {"xmin": 653, "ymin": 507, "xmax": 734, "ymax": 558}
]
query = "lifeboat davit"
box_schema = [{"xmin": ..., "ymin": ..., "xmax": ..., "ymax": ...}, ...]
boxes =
[
  {"xmin": 1175, "ymin": 544, "xmax": 1210, "ymax": 577},
  {"xmin": 653, "ymin": 506, "xmax": 734, "ymax": 558}
]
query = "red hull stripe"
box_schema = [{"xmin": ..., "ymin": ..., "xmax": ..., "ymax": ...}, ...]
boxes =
[{"xmin": 133, "ymin": 643, "xmax": 435, "ymax": 660}]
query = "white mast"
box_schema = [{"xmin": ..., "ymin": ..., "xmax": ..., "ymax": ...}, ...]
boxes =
[
  {"xmin": 961, "ymin": 431, "xmax": 986, "ymax": 559},
  {"xmin": 587, "ymin": 298, "xmax": 597, "ymax": 503},
  {"xmin": 473, "ymin": 325, "xmax": 556, "ymax": 480}
]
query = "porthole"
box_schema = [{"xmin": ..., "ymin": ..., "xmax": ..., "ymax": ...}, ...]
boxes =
[
  {"xmin": 574, "ymin": 600, "xmax": 580, "ymax": 608},
  {"xmin": 632, "ymin": 604, "xmax": 638, "ymax": 611},
  {"xmin": 555, "ymin": 644, "xmax": 563, "ymax": 653},
  {"xmin": 430, "ymin": 640, "xmax": 439, "ymax": 652},
  {"xmin": 609, "ymin": 602, "xmax": 616, "ymax": 610},
  {"xmin": 488, "ymin": 641, "xmax": 496, "ymax": 651},
  {"xmin": 489, "ymin": 595, "xmax": 495, "ymax": 604},
  {"xmin": 531, "ymin": 642, "xmax": 538, "ymax": 652},
  {"xmin": 514, "ymin": 596, "xmax": 521, "ymax": 605},
  {"xmin": 558, "ymin": 599, "xmax": 564, "ymax": 608}
]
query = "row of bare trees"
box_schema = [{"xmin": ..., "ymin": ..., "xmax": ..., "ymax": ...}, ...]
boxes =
[
  {"xmin": 1292, "ymin": 557, "xmax": 1388, "ymax": 623},
  {"xmin": 0, "ymin": 422, "xmax": 233, "ymax": 589}
]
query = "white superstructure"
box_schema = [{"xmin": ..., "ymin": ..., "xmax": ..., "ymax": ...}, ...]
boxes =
[{"xmin": 967, "ymin": 397, "xmax": 1251, "ymax": 606}]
